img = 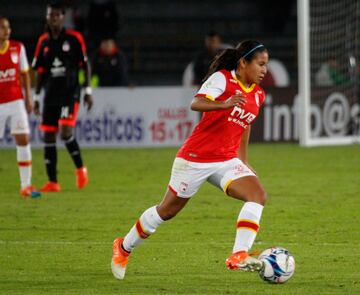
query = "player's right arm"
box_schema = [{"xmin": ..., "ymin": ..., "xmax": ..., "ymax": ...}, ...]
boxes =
[
  {"xmin": 190, "ymin": 71, "xmax": 246, "ymax": 112},
  {"xmin": 191, "ymin": 94, "xmax": 247, "ymax": 112}
]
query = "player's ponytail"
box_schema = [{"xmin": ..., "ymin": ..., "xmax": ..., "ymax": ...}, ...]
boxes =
[
  {"xmin": 204, "ymin": 40, "xmax": 267, "ymax": 81},
  {"xmin": 205, "ymin": 48, "xmax": 241, "ymax": 81}
]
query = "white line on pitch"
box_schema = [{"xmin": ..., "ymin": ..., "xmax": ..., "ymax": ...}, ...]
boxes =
[
  {"xmin": 0, "ymin": 240, "xmax": 358, "ymax": 247},
  {"xmin": 0, "ymin": 240, "xmax": 107, "ymax": 245}
]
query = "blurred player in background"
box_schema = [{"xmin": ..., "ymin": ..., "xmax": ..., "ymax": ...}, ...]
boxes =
[
  {"xmin": 111, "ymin": 40, "xmax": 269, "ymax": 279},
  {"xmin": 32, "ymin": 2, "xmax": 93, "ymax": 192},
  {"xmin": 192, "ymin": 31, "xmax": 223, "ymax": 86},
  {"xmin": 0, "ymin": 16, "xmax": 40, "ymax": 198},
  {"xmin": 92, "ymin": 38, "xmax": 129, "ymax": 86}
]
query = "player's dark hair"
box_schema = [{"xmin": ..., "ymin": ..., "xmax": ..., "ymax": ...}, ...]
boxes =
[
  {"xmin": 47, "ymin": 0, "xmax": 66, "ymax": 14},
  {"xmin": 0, "ymin": 15, "xmax": 8, "ymax": 21},
  {"xmin": 204, "ymin": 40, "xmax": 267, "ymax": 81},
  {"xmin": 206, "ymin": 30, "xmax": 220, "ymax": 39}
]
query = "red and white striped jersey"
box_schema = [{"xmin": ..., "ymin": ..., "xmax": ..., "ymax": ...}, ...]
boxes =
[
  {"xmin": 177, "ymin": 69, "xmax": 266, "ymax": 162},
  {"xmin": 0, "ymin": 40, "xmax": 29, "ymax": 104}
]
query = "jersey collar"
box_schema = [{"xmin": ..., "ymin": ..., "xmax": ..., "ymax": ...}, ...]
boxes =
[
  {"xmin": 231, "ymin": 70, "xmax": 256, "ymax": 93},
  {"xmin": 49, "ymin": 27, "xmax": 66, "ymax": 40},
  {"xmin": 0, "ymin": 40, "xmax": 9, "ymax": 55}
]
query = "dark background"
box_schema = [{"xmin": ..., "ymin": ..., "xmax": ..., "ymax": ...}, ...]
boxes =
[{"xmin": 0, "ymin": 0, "xmax": 298, "ymax": 86}]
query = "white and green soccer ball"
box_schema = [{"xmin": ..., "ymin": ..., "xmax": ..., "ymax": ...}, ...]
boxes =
[{"xmin": 258, "ymin": 247, "xmax": 295, "ymax": 284}]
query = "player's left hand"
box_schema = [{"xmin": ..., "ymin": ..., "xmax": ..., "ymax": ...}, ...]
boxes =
[
  {"xmin": 25, "ymin": 99, "xmax": 33, "ymax": 114},
  {"xmin": 84, "ymin": 94, "xmax": 93, "ymax": 111}
]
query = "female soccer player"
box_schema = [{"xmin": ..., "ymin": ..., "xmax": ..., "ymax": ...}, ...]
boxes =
[
  {"xmin": 0, "ymin": 16, "xmax": 40, "ymax": 198},
  {"xmin": 111, "ymin": 40, "xmax": 269, "ymax": 279}
]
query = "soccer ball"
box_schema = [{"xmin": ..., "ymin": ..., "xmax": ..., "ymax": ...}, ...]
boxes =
[{"xmin": 258, "ymin": 247, "xmax": 295, "ymax": 284}]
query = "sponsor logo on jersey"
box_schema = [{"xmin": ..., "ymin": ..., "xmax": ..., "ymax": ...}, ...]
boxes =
[
  {"xmin": 228, "ymin": 105, "xmax": 256, "ymax": 128},
  {"xmin": 52, "ymin": 57, "xmax": 62, "ymax": 67},
  {"xmin": 50, "ymin": 57, "xmax": 66, "ymax": 77},
  {"xmin": 0, "ymin": 68, "xmax": 16, "ymax": 82}
]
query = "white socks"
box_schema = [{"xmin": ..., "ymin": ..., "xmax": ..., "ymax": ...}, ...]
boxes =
[
  {"xmin": 16, "ymin": 144, "xmax": 32, "ymax": 189},
  {"xmin": 233, "ymin": 202, "xmax": 264, "ymax": 253},
  {"xmin": 122, "ymin": 206, "xmax": 164, "ymax": 252},
  {"xmin": 121, "ymin": 202, "xmax": 262, "ymax": 254}
]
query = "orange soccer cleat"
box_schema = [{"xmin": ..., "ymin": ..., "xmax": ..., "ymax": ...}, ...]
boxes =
[
  {"xmin": 76, "ymin": 166, "xmax": 88, "ymax": 189},
  {"xmin": 20, "ymin": 185, "xmax": 41, "ymax": 198},
  {"xmin": 111, "ymin": 237, "xmax": 130, "ymax": 280},
  {"xmin": 226, "ymin": 250, "xmax": 263, "ymax": 272},
  {"xmin": 40, "ymin": 181, "xmax": 61, "ymax": 192}
]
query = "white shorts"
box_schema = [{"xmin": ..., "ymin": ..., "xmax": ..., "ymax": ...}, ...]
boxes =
[
  {"xmin": 0, "ymin": 99, "xmax": 30, "ymax": 138},
  {"xmin": 168, "ymin": 157, "xmax": 256, "ymax": 198}
]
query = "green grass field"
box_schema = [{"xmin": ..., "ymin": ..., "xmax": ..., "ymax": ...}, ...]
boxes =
[{"xmin": 0, "ymin": 144, "xmax": 359, "ymax": 295}]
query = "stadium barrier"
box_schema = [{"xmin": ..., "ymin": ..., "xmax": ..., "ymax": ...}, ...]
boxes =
[{"xmin": 1, "ymin": 87, "xmax": 355, "ymax": 147}]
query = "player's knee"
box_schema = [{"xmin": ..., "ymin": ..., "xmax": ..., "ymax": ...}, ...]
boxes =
[
  {"xmin": 157, "ymin": 207, "xmax": 178, "ymax": 221},
  {"xmin": 43, "ymin": 132, "xmax": 56, "ymax": 143},
  {"xmin": 228, "ymin": 186, "xmax": 267, "ymax": 205},
  {"xmin": 14, "ymin": 134, "xmax": 29, "ymax": 146},
  {"xmin": 249, "ymin": 188, "xmax": 267, "ymax": 205},
  {"xmin": 60, "ymin": 134, "xmax": 70, "ymax": 141},
  {"xmin": 60, "ymin": 131, "xmax": 72, "ymax": 141}
]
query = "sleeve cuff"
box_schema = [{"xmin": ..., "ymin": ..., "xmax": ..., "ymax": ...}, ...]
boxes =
[{"xmin": 196, "ymin": 93, "xmax": 215, "ymax": 101}]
